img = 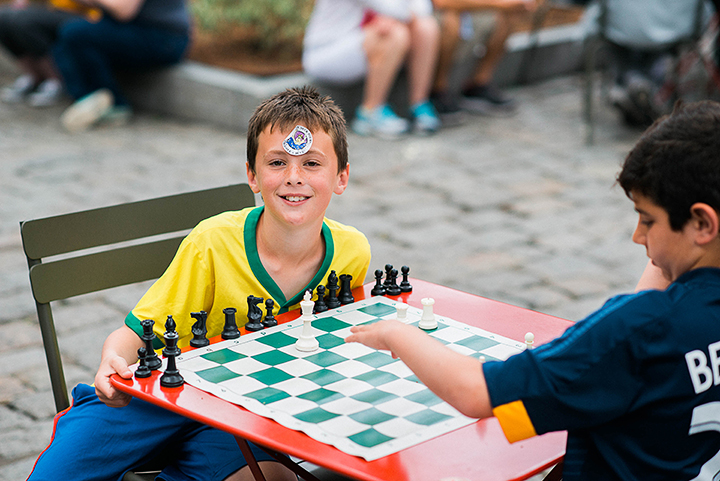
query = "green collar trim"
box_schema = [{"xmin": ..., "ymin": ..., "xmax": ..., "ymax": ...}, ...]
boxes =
[{"xmin": 245, "ymin": 206, "xmax": 334, "ymax": 312}]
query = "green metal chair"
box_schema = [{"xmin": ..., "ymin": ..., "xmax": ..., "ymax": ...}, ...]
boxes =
[{"xmin": 20, "ymin": 183, "xmax": 255, "ymax": 480}]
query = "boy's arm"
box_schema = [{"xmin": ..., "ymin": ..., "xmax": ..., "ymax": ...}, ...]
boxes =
[
  {"xmin": 94, "ymin": 325, "xmax": 144, "ymax": 407},
  {"xmin": 635, "ymin": 259, "xmax": 671, "ymax": 291},
  {"xmin": 346, "ymin": 320, "xmax": 494, "ymax": 418}
]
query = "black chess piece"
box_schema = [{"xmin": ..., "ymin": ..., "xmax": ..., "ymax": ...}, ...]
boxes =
[
  {"xmin": 160, "ymin": 315, "xmax": 184, "ymax": 388},
  {"xmin": 263, "ymin": 299, "xmax": 277, "ymax": 327},
  {"xmin": 245, "ymin": 295, "xmax": 264, "ymax": 331},
  {"xmin": 190, "ymin": 311, "xmax": 209, "ymax": 347},
  {"xmin": 222, "ymin": 307, "xmax": 240, "ymax": 339},
  {"xmin": 371, "ymin": 269, "xmax": 386, "ymax": 296},
  {"xmin": 314, "ymin": 284, "xmax": 328, "ymax": 313},
  {"xmin": 339, "ymin": 274, "xmax": 354, "ymax": 305},
  {"xmin": 140, "ymin": 319, "xmax": 162, "ymax": 371},
  {"xmin": 134, "ymin": 347, "xmax": 152, "ymax": 379},
  {"xmin": 383, "ymin": 264, "xmax": 394, "ymax": 287},
  {"xmin": 325, "ymin": 270, "xmax": 341, "ymax": 309},
  {"xmin": 386, "ymin": 268, "xmax": 402, "ymax": 296},
  {"xmin": 400, "ymin": 265, "xmax": 413, "ymax": 293}
]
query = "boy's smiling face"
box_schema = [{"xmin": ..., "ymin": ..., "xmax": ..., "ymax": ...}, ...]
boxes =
[
  {"xmin": 247, "ymin": 125, "xmax": 348, "ymax": 228},
  {"xmin": 631, "ymin": 193, "xmax": 699, "ymax": 282}
]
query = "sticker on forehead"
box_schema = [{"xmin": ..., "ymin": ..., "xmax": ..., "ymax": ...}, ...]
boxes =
[{"xmin": 283, "ymin": 125, "xmax": 313, "ymax": 156}]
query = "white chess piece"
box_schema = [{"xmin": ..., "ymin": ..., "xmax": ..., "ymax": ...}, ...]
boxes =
[
  {"xmin": 295, "ymin": 291, "xmax": 319, "ymax": 352},
  {"xmin": 418, "ymin": 298, "xmax": 437, "ymax": 330},
  {"xmin": 525, "ymin": 332, "xmax": 534, "ymax": 350},
  {"xmin": 395, "ymin": 303, "xmax": 409, "ymax": 323}
]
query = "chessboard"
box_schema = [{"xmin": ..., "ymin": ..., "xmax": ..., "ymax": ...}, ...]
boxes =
[{"xmin": 176, "ymin": 296, "xmax": 525, "ymax": 461}]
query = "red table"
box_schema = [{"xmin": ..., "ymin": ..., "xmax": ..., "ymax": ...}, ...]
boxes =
[{"xmin": 112, "ymin": 279, "xmax": 573, "ymax": 481}]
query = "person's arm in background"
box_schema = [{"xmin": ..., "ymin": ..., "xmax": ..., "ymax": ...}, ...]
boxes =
[
  {"xmin": 433, "ymin": 0, "xmax": 535, "ymax": 13},
  {"xmin": 73, "ymin": 0, "xmax": 144, "ymax": 21},
  {"xmin": 635, "ymin": 259, "xmax": 671, "ymax": 291}
]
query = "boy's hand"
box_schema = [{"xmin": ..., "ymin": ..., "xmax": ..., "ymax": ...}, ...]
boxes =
[
  {"xmin": 94, "ymin": 354, "xmax": 133, "ymax": 407},
  {"xmin": 345, "ymin": 320, "xmax": 405, "ymax": 357}
]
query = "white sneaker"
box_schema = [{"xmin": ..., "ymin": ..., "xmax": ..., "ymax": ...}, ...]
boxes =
[
  {"xmin": 1, "ymin": 75, "xmax": 36, "ymax": 104},
  {"xmin": 28, "ymin": 79, "xmax": 63, "ymax": 108},
  {"xmin": 60, "ymin": 89, "xmax": 114, "ymax": 133}
]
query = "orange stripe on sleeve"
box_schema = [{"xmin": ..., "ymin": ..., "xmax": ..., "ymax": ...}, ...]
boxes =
[{"xmin": 492, "ymin": 400, "xmax": 537, "ymax": 443}]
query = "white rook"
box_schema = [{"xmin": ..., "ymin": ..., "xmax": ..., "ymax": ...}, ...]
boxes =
[{"xmin": 418, "ymin": 298, "xmax": 437, "ymax": 330}]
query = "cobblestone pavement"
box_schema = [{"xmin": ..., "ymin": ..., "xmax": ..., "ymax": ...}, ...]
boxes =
[{"xmin": 0, "ymin": 71, "xmax": 647, "ymax": 480}]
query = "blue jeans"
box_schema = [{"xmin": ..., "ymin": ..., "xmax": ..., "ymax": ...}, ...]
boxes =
[{"xmin": 52, "ymin": 17, "xmax": 189, "ymax": 106}]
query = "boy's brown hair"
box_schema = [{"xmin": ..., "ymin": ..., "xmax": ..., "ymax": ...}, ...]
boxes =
[{"xmin": 247, "ymin": 86, "xmax": 348, "ymax": 174}]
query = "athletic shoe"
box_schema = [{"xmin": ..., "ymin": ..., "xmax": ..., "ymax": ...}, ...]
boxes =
[
  {"xmin": 459, "ymin": 84, "xmax": 517, "ymax": 116},
  {"xmin": 1, "ymin": 75, "xmax": 36, "ymax": 104},
  {"xmin": 60, "ymin": 89, "xmax": 114, "ymax": 133},
  {"xmin": 98, "ymin": 105, "xmax": 132, "ymax": 127},
  {"xmin": 28, "ymin": 78, "xmax": 63, "ymax": 107},
  {"xmin": 351, "ymin": 104, "xmax": 409, "ymax": 139},
  {"xmin": 430, "ymin": 92, "xmax": 466, "ymax": 126},
  {"xmin": 410, "ymin": 100, "xmax": 441, "ymax": 135}
]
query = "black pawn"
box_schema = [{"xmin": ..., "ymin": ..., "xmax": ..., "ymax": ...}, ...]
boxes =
[
  {"xmin": 140, "ymin": 319, "xmax": 162, "ymax": 371},
  {"xmin": 383, "ymin": 264, "xmax": 394, "ymax": 287},
  {"xmin": 190, "ymin": 311, "xmax": 209, "ymax": 348},
  {"xmin": 314, "ymin": 285, "xmax": 328, "ymax": 313},
  {"xmin": 245, "ymin": 295, "xmax": 264, "ymax": 331},
  {"xmin": 338, "ymin": 274, "xmax": 354, "ymax": 305},
  {"xmin": 222, "ymin": 307, "xmax": 240, "ymax": 339},
  {"xmin": 325, "ymin": 271, "xmax": 341, "ymax": 309},
  {"xmin": 134, "ymin": 347, "xmax": 152, "ymax": 379},
  {"xmin": 400, "ymin": 265, "xmax": 413, "ymax": 293},
  {"xmin": 371, "ymin": 269, "xmax": 386, "ymax": 296},
  {"xmin": 386, "ymin": 268, "xmax": 402, "ymax": 296},
  {"xmin": 263, "ymin": 299, "xmax": 277, "ymax": 328},
  {"xmin": 160, "ymin": 316, "xmax": 184, "ymax": 388}
]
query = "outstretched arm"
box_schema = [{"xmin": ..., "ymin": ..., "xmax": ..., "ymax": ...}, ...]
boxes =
[{"xmin": 346, "ymin": 320, "xmax": 494, "ymax": 418}]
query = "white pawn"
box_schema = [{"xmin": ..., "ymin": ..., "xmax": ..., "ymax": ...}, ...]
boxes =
[
  {"xmin": 418, "ymin": 298, "xmax": 437, "ymax": 330},
  {"xmin": 396, "ymin": 303, "xmax": 409, "ymax": 323},
  {"xmin": 295, "ymin": 291, "xmax": 319, "ymax": 352},
  {"xmin": 525, "ymin": 332, "xmax": 535, "ymax": 350}
]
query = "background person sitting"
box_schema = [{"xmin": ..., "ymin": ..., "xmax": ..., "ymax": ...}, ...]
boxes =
[
  {"xmin": 0, "ymin": 0, "xmax": 99, "ymax": 107},
  {"xmin": 303, "ymin": 0, "xmax": 442, "ymax": 138}
]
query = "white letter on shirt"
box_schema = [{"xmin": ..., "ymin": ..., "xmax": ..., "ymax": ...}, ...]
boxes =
[{"xmin": 687, "ymin": 350, "xmax": 713, "ymax": 394}]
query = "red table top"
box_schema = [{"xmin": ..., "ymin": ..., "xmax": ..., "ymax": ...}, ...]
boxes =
[{"xmin": 112, "ymin": 278, "xmax": 573, "ymax": 481}]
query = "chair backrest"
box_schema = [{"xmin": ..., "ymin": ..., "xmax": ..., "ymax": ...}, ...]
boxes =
[{"xmin": 20, "ymin": 183, "xmax": 256, "ymax": 412}]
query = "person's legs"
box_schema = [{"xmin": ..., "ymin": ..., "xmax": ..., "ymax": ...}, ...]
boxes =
[
  {"xmin": 432, "ymin": 9, "xmax": 462, "ymax": 95},
  {"xmin": 467, "ymin": 11, "xmax": 509, "ymax": 88},
  {"xmin": 406, "ymin": 15, "xmax": 441, "ymax": 133},
  {"xmin": 361, "ymin": 15, "xmax": 410, "ymax": 110}
]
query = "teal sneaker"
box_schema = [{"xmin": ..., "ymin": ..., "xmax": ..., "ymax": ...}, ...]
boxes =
[
  {"xmin": 60, "ymin": 89, "xmax": 113, "ymax": 133},
  {"xmin": 352, "ymin": 104, "xmax": 409, "ymax": 139},
  {"xmin": 410, "ymin": 100, "xmax": 441, "ymax": 135}
]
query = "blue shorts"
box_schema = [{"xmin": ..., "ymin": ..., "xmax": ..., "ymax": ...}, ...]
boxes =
[{"xmin": 27, "ymin": 384, "xmax": 273, "ymax": 481}]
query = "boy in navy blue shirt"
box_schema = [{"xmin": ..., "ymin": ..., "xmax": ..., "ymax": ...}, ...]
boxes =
[{"xmin": 347, "ymin": 100, "xmax": 720, "ymax": 480}]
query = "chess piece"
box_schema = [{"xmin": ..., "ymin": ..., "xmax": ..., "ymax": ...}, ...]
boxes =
[
  {"xmin": 325, "ymin": 270, "xmax": 341, "ymax": 309},
  {"xmin": 245, "ymin": 295, "xmax": 264, "ymax": 331},
  {"xmin": 385, "ymin": 268, "xmax": 401, "ymax": 296},
  {"xmin": 370, "ymin": 269, "xmax": 386, "ymax": 296},
  {"xmin": 400, "ymin": 265, "xmax": 413, "ymax": 293},
  {"xmin": 383, "ymin": 264, "xmax": 394, "ymax": 287},
  {"xmin": 314, "ymin": 285, "xmax": 328, "ymax": 313},
  {"xmin": 140, "ymin": 319, "xmax": 162, "ymax": 371},
  {"xmin": 395, "ymin": 303, "xmax": 409, "ymax": 323},
  {"xmin": 190, "ymin": 311, "xmax": 209, "ymax": 347},
  {"xmin": 263, "ymin": 299, "xmax": 277, "ymax": 327},
  {"xmin": 525, "ymin": 332, "xmax": 535, "ymax": 350},
  {"xmin": 418, "ymin": 298, "xmax": 437, "ymax": 330},
  {"xmin": 295, "ymin": 291, "xmax": 319, "ymax": 352},
  {"xmin": 134, "ymin": 347, "xmax": 152, "ymax": 379},
  {"xmin": 222, "ymin": 307, "xmax": 240, "ymax": 339},
  {"xmin": 338, "ymin": 274, "xmax": 354, "ymax": 305},
  {"xmin": 160, "ymin": 315, "xmax": 184, "ymax": 388}
]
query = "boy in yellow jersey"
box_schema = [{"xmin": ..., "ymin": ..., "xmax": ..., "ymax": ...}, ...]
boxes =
[
  {"xmin": 27, "ymin": 86, "xmax": 371, "ymax": 481},
  {"xmin": 348, "ymin": 100, "xmax": 720, "ymax": 480}
]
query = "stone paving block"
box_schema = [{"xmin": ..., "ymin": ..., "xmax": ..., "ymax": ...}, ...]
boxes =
[
  {"xmin": 0, "ymin": 420, "xmax": 53, "ymax": 459},
  {"xmin": 0, "ymin": 457, "xmax": 38, "ymax": 481},
  {"xmin": 0, "ymin": 376, "xmax": 32, "ymax": 404},
  {"xmin": 0, "ymin": 321, "xmax": 41, "ymax": 354},
  {"xmin": 10, "ymin": 390, "xmax": 56, "ymax": 421}
]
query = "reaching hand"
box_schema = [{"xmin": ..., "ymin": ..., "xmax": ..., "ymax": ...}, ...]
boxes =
[
  {"xmin": 94, "ymin": 354, "xmax": 133, "ymax": 408},
  {"xmin": 345, "ymin": 319, "xmax": 405, "ymax": 358}
]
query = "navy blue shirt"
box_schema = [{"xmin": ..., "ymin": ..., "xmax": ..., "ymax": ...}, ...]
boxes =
[{"xmin": 484, "ymin": 267, "xmax": 720, "ymax": 480}]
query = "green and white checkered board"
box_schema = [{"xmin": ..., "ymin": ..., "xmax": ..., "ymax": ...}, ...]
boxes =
[{"xmin": 177, "ymin": 296, "xmax": 524, "ymax": 461}]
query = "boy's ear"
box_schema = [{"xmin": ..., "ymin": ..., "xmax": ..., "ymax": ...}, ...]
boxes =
[
  {"xmin": 333, "ymin": 164, "xmax": 350, "ymax": 195},
  {"xmin": 246, "ymin": 162, "xmax": 261, "ymax": 194},
  {"xmin": 690, "ymin": 203, "xmax": 720, "ymax": 245}
]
